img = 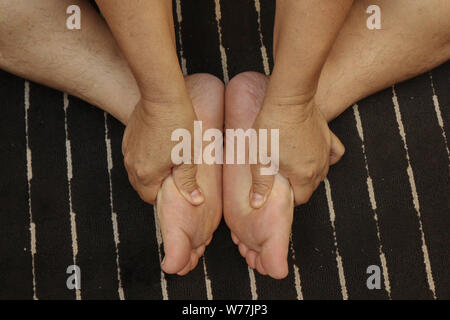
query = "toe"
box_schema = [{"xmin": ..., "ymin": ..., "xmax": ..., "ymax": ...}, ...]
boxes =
[
  {"xmin": 260, "ymin": 236, "xmax": 289, "ymax": 279},
  {"xmin": 246, "ymin": 250, "xmax": 257, "ymax": 269},
  {"xmin": 196, "ymin": 244, "xmax": 206, "ymax": 257},
  {"xmin": 256, "ymin": 255, "xmax": 267, "ymax": 276},
  {"xmin": 231, "ymin": 232, "xmax": 239, "ymax": 245},
  {"xmin": 238, "ymin": 242, "xmax": 249, "ymax": 257},
  {"xmin": 177, "ymin": 259, "xmax": 192, "ymax": 276},
  {"xmin": 161, "ymin": 229, "xmax": 192, "ymax": 274},
  {"xmin": 176, "ymin": 249, "xmax": 201, "ymax": 276},
  {"xmin": 190, "ymin": 251, "xmax": 200, "ymax": 271}
]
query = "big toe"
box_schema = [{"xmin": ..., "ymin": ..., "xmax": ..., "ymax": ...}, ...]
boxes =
[
  {"xmin": 260, "ymin": 236, "xmax": 290, "ymax": 279},
  {"xmin": 161, "ymin": 229, "xmax": 192, "ymax": 274}
]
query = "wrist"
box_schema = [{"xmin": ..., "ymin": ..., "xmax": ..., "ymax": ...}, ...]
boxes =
[
  {"xmin": 135, "ymin": 92, "xmax": 194, "ymax": 125},
  {"xmin": 139, "ymin": 73, "xmax": 188, "ymax": 104},
  {"xmin": 264, "ymin": 76, "xmax": 316, "ymax": 110},
  {"xmin": 261, "ymin": 95, "xmax": 316, "ymax": 126},
  {"xmin": 138, "ymin": 72, "xmax": 190, "ymax": 109},
  {"xmin": 268, "ymin": 67, "xmax": 318, "ymax": 104}
]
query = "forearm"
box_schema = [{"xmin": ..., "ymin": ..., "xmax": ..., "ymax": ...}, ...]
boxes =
[
  {"xmin": 268, "ymin": 0, "xmax": 354, "ymax": 103},
  {"xmin": 95, "ymin": 0, "xmax": 187, "ymax": 103}
]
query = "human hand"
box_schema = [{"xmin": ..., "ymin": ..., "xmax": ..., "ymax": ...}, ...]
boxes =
[
  {"xmin": 250, "ymin": 97, "xmax": 345, "ymax": 207},
  {"xmin": 122, "ymin": 97, "xmax": 204, "ymax": 206}
]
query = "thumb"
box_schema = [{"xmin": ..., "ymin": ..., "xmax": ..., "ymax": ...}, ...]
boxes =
[
  {"xmin": 172, "ymin": 163, "xmax": 204, "ymax": 206},
  {"xmin": 250, "ymin": 164, "xmax": 275, "ymax": 209},
  {"xmin": 329, "ymin": 132, "xmax": 345, "ymax": 165}
]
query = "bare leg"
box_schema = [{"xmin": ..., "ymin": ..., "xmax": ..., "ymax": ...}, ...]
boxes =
[
  {"xmin": 317, "ymin": 0, "xmax": 450, "ymax": 121},
  {"xmin": 0, "ymin": 0, "xmax": 139, "ymax": 124}
]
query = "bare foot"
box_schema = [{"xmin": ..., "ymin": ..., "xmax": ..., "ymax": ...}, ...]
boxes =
[
  {"xmin": 156, "ymin": 74, "xmax": 223, "ymax": 275},
  {"xmin": 224, "ymin": 72, "xmax": 294, "ymax": 279}
]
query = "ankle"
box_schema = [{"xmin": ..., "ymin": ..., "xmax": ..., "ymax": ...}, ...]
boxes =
[{"xmin": 84, "ymin": 63, "xmax": 140, "ymax": 125}]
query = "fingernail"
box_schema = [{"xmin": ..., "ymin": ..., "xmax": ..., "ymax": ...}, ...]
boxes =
[
  {"xmin": 251, "ymin": 192, "xmax": 265, "ymax": 208},
  {"xmin": 190, "ymin": 189, "xmax": 204, "ymax": 205}
]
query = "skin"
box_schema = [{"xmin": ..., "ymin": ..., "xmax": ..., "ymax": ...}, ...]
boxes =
[
  {"xmin": 249, "ymin": 0, "xmax": 353, "ymax": 209},
  {"xmin": 0, "ymin": 0, "xmax": 223, "ymax": 276},
  {"xmin": 95, "ymin": 0, "xmax": 204, "ymax": 206},
  {"xmin": 225, "ymin": 0, "xmax": 450, "ymax": 276},
  {"xmin": 224, "ymin": 73, "xmax": 294, "ymax": 279},
  {"xmin": 0, "ymin": 0, "xmax": 449, "ymax": 277},
  {"xmin": 156, "ymin": 74, "xmax": 224, "ymax": 275},
  {"xmin": 0, "ymin": 0, "xmax": 140, "ymax": 124}
]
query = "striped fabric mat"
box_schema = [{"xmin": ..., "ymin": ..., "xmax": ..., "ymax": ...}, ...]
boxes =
[{"xmin": 0, "ymin": 0, "xmax": 449, "ymax": 300}]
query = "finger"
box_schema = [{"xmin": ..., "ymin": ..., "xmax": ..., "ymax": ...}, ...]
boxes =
[
  {"xmin": 250, "ymin": 164, "xmax": 275, "ymax": 209},
  {"xmin": 135, "ymin": 182, "xmax": 160, "ymax": 205},
  {"xmin": 121, "ymin": 132, "xmax": 129, "ymax": 155},
  {"xmin": 172, "ymin": 163, "xmax": 204, "ymax": 206},
  {"xmin": 126, "ymin": 171, "xmax": 136, "ymax": 191},
  {"xmin": 291, "ymin": 182, "xmax": 314, "ymax": 206},
  {"xmin": 329, "ymin": 132, "xmax": 345, "ymax": 165},
  {"xmin": 124, "ymin": 161, "xmax": 161, "ymax": 204},
  {"xmin": 126, "ymin": 169, "xmax": 159, "ymax": 204}
]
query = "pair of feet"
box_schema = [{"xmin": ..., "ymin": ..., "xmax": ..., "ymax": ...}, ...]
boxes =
[{"xmin": 156, "ymin": 72, "xmax": 293, "ymax": 279}]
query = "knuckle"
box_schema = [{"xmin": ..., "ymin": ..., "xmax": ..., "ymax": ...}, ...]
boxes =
[
  {"xmin": 135, "ymin": 165, "xmax": 154, "ymax": 182},
  {"xmin": 173, "ymin": 164, "xmax": 198, "ymax": 191},
  {"xmin": 297, "ymin": 167, "xmax": 316, "ymax": 181},
  {"xmin": 304, "ymin": 169, "xmax": 316, "ymax": 180},
  {"xmin": 123, "ymin": 155, "xmax": 132, "ymax": 169},
  {"xmin": 179, "ymin": 163, "xmax": 196, "ymax": 174},
  {"xmin": 179, "ymin": 176, "xmax": 197, "ymax": 190},
  {"xmin": 253, "ymin": 179, "xmax": 272, "ymax": 193}
]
